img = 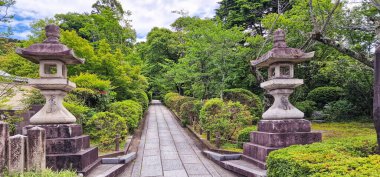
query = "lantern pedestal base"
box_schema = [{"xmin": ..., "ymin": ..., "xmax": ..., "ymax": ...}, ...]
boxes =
[
  {"xmin": 23, "ymin": 124, "xmax": 99, "ymax": 174},
  {"xmin": 243, "ymin": 119, "xmax": 321, "ymax": 169}
]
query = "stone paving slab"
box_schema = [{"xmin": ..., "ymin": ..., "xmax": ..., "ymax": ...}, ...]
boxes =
[{"xmin": 120, "ymin": 100, "xmax": 237, "ymax": 177}]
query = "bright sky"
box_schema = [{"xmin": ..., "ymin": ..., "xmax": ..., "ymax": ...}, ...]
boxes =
[{"xmin": 0, "ymin": 0, "xmax": 221, "ymax": 41}]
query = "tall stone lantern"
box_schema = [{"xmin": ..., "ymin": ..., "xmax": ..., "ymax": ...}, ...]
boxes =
[
  {"xmin": 17, "ymin": 25, "xmax": 99, "ymax": 174},
  {"xmin": 16, "ymin": 24, "xmax": 83, "ymax": 124},
  {"xmin": 244, "ymin": 29, "xmax": 322, "ymax": 169}
]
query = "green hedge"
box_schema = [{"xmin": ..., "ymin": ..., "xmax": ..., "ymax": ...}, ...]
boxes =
[
  {"xmin": 174, "ymin": 97, "xmax": 196, "ymax": 114},
  {"xmin": 200, "ymin": 99, "xmax": 252, "ymax": 140},
  {"xmin": 131, "ymin": 90, "xmax": 149, "ymax": 111},
  {"xmin": 307, "ymin": 87, "xmax": 344, "ymax": 108},
  {"xmin": 163, "ymin": 92, "xmax": 180, "ymax": 106},
  {"xmin": 267, "ymin": 136, "xmax": 379, "ymax": 177},
  {"xmin": 87, "ymin": 112, "xmax": 128, "ymax": 148},
  {"xmin": 180, "ymin": 100, "xmax": 203, "ymax": 124},
  {"xmin": 109, "ymin": 100, "xmax": 143, "ymax": 132},
  {"xmin": 223, "ymin": 88, "xmax": 262, "ymax": 123}
]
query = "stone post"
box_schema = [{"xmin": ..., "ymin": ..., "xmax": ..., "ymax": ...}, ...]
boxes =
[
  {"xmin": 0, "ymin": 121, "xmax": 9, "ymax": 173},
  {"xmin": 215, "ymin": 132, "xmax": 221, "ymax": 149},
  {"xmin": 26, "ymin": 127, "xmax": 46, "ymax": 171},
  {"xmin": 115, "ymin": 134, "xmax": 120, "ymax": 151},
  {"xmin": 8, "ymin": 135, "xmax": 27, "ymax": 173}
]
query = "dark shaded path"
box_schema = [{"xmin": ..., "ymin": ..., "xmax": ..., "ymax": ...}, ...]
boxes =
[{"xmin": 119, "ymin": 100, "xmax": 237, "ymax": 177}]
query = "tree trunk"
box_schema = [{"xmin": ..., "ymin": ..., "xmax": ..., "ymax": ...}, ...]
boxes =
[{"xmin": 373, "ymin": 46, "xmax": 380, "ymax": 152}]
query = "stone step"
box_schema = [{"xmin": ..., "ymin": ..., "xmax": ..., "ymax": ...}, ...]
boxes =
[
  {"xmin": 86, "ymin": 164, "xmax": 125, "ymax": 177},
  {"xmin": 202, "ymin": 150, "xmax": 267, "ymax": 177},
  {"xmin": 87, "ymin": 153, "xmax": 136, "ymax": 177},
  {"xmin": 46, "ymin": 147, "xmax": 99, "ymax": 172},
  {"xmin": 249, "ymin": 131, "xmax": 322, "ymax": 147},
  {"xmin": 46, "ymin": 135, "xmax": 90, "ymax": 154},
  {"xmin": 222, "ymin": 159, "xmax": 267, "ymax": 177}
]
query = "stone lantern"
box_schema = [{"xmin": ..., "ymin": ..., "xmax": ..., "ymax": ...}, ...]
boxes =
[
  {"xmin": 244, "ymin": 29, "xmax": 322, "ymax": 169},
  {"xmin": 16, "ymin": 24, "xmax": 84, "ymax": 124},
  {"xmin": 17, "ymin": 25, "xmax": 99, "ymax": 174}
]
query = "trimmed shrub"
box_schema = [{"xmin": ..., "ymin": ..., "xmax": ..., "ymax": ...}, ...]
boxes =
[
  {"xmin": 200, "ymin": 98, "xmax": 224, "ymax": 132},
  {"xmin": 87, "ymin": 112, "xmax": 128, "ymax": 148},
  {"xmin": 324, "ymin": 100, "xmax": 356, "ymax": 121},
  {"xmin": 237, "ymin": 126, "xmax": 257, "ymax": 143},
  {"xmin": 109, "ymin": 100, "xmax": 143, "ymax": 132},
  {"xmin": 163, "ymin": 92, "xmax": 180, "ymax": 106},
  {"xmin": 200, "ymin": 99, "xmax": 253, "ymax": 140},
  {"xmin": 147, "ymin": 91, "xmax": 153, "ymax": 102},
  {"xmin": 267, "ymin": 136, "xmax": 379, "ymax": 177},
  {"xmin": 223, "ymin": 88, "xmax": 262, "ymax": 123},
  {"xmin": 174, "ymin": 97, "xmax": 196, "ymax": 114},
  {"xmin": 180, "ymin": 100, "xmax": 203, "ymax": 124},
  {"xmin": 63, "ymin": 101, "xmax": 92, "ymax": 125},
  {"xmin": 307, "ymin": 87, "xmax": 344, "ymax": 108},
  {"xmin": 166, "ymin": 95, "xmax": 184, "ymax": 110},
  {"xmin": 295, "ymin": 100, "xmax": 317, "ymax": 118},
  {"xmin": 131, "ymin": 90, "xmax": 149, "ymax": 111}
]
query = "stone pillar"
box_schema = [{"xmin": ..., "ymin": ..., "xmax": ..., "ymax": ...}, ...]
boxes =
[
  {"xmin": 0, "ymin": 121, "xmax": 9, "ymax": 173},
  {"xmin": 26, "ymin": 127, "xmax": 46, "ymax": 171},
  {"xmin": 8, "ymin": 135, "xmax": 27, "ymax": 173}
]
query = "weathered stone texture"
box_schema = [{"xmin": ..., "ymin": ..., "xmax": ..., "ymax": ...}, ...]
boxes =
[
  {"xmin": 26, "ymin": 127, "xmax": 46, "ymax": 171},
  {"xmin": 8, "ymin": 135, "xmax": 27, "ymax": 173},
  {"xmin": 0, "ymin": 121, "xmax": 9, "ymax": 173}
]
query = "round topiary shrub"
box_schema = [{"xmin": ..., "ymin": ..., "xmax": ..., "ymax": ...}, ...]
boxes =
[
  {"xmin": 180, "ymin": 100, "xmax": 203, "ymax": 125},
  {"xmin": 200, "ymin": 98, "xmax": 224, "ymax": 133},
  {"xmin": 108, "ymin": 100, "xmax": 143, "ymax": 132},
  {"xmin": 87, "ymin": 112, "xmax": 128, "ymax": 148},
  {"xmin": 200, "ymin": 99, "xmax": 253, "ymax": 140},
  {"xmin": 164, "ymin": 92, "xmax": 180, "ymax": 106},
  {"xmin": 307, "ymin": 87, "xmax": 344, "ymax": 108},
  {"xmin": 131, "ymin": 90, "xmax": 149, "ymax": 111},
  {"xmin": 174, "ymin": 97, "xmax": 196, "ymax": 114},
  {"xmin": 223, "ymin": 88, "xmax": 262, "ymax": 123},
  {"xmin": 166, "ymin": 95, "xmax": 184, "ymax": 110},
  {"xmin": 323, "ymin": 100, "xmax": 356, "ymax": 121},
  {"xmin": 295, "ymin": 100, "xmax": 317, "ymax": 118}
]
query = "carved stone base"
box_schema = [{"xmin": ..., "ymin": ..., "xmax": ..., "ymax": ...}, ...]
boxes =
[
  {"xmin": 23, "ymin": 124, "xmax": 98, "ymax": 172},
  {"xmin": 29, "ymin": 90, "xmax": 76, "ymax": 124},
  {"xmin": 243, "ymin": 119, "xmax": 321, "ymax": 169}
]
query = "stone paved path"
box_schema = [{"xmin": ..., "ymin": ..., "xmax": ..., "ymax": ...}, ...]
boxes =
[{"xmin": 120, "ymin": 100, "xmax": 238, "ymax": 177}]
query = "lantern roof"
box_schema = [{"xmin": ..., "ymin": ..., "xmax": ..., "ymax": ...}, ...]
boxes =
[
  {"xmin": 16, "ymin": 24, "xmax": 85, "ymax": 65},
  {"xmin": 251, "ymin": 29, "xmax": 314, "ymax": 68}
]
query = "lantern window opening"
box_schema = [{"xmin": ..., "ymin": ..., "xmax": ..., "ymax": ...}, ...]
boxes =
[{"xmin": 44, "ymin": 64, "xmax": 57, "ymax": 75}]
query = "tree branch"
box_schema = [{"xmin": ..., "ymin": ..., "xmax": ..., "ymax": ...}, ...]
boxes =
[{"xmin": 312, "ymin": 32, "xmax": 373, "ymax": 68}]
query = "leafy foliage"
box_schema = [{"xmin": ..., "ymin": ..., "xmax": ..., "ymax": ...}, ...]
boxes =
[
  {"xmin": 4, "ymin": 168, "xmax": 77, "ymax": 177},
  {"xmin": 295, "ymin": 100, "xmax": 317, "ymax": 118},
  {"xmin": 307, "ymin": 87, "xmax": 345, "ymax": 108},
  {"xmin": 180, "ymin": 100, "xmax": 203, "ymax": 124},
  {"xmin": 237, "ymin": 126, "xmax": 257, "ymax": 148},
  {"xmin": 200, "ymin": 99, "xmax": 253, "ymax": 140},
  {"xmin": 223, "ymin": 88, "xmax": 262, "ymax": 123},
  {"xmin": 267, "ymin": 136, "xmax": 379, "ymax": 177},
  {"xmin": 108, "ymin": 100, "xmax": 142, "ymax": 132},
  {"xmin": 87, "ymin": 112, "xmax": 128, "ymax": 148}
]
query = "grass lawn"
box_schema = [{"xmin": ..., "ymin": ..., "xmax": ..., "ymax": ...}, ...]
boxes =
[
  {"xmin": 311, "ymin": 122, "xmax": 375, "ymax": 140},
  {"xmin": 219, "ymin": 121, "xmax": 376, "ymax": 153}
]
